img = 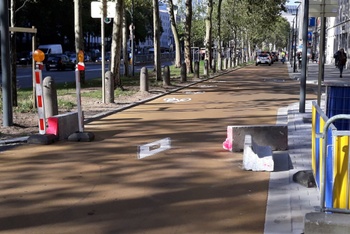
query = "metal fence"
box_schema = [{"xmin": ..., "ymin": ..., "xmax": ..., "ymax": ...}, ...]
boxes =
[
  {"xmin": 312, "ymin": 101, "xmax": 350, "ymax": 214},
  {"xmin": 134, "ymin": 52, "xmax": 176, "ymax": 64}
]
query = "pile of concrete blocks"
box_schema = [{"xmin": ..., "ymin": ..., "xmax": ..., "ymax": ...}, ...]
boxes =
[
  {"xmin": 224, "ymin": 125, "xmax": 288, "ymax": 152},
  {"xmin": 243, "ymin": 134, "xmax": 274, "ymax": 172}
]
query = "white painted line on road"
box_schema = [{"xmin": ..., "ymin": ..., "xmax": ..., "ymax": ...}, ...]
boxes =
[
  {"xmin": 137, "ymin": 138, "xmax": 171, "ymax": 159},
  {"xmin": 183, "ymin": 91, "xmax": 204, "ymax": 95},
  {"xmin": 198, "ymin": 85, "xmax": 217, "ymax": 88},
  {"xmin": 163, "ymin": 97, "xmax": 191, "ymax": 103},
  {"xmin": 17, "ymin": 75, "xmax": 31, "ymax": 79},
  {"xmin": 209, "ymin": 80, "xmax": 228, "ymax": 83}
]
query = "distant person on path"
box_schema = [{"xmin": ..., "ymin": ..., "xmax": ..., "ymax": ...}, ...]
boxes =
[
  {"xmin": 297, "ymin": 52, "xmax": 302, "ymax": 69},
  {"xmin": 335, "ymin": 48, "xmax": 347, "ymax": 78},
  {"xmin": 281, "ymin": 51, "xmax": 286, "ymax": 64}
]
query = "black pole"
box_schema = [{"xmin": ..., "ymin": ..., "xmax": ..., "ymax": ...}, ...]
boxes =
[
  {"xmin": 288, "ymin": 27, "xmax": 291, "ymax": 62},
  {"xmin": 0, "ymin": 0, "xmax": 13, "ymax": 126},
  {"xmin": 317, "ymin": 16, "xmax": 326, "ymax": 106},
  {"xmin": 300, "ymin": 0, "xmax": 309, "ymax": 113},
  {"xmin": 131, "ymin": 0, "xmax": 135, "ymax": 76},
  {"xmin": 293, "ymin": 6, "xmax": 299, "ymax": 73},
  {"xmin": 290, "ymin": 19, "xmax": 295, "ymax": 66}
]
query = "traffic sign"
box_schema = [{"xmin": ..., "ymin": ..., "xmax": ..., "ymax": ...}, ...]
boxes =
[
  {"xmin": 91, "ymin": 1, "xmax": 116, "ymax": 18},
  {"xmin": 104, "ymin": 17, "xmax": 112, "ymax": 24}
]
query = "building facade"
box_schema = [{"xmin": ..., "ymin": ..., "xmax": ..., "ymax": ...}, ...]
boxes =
[{"xmin": 285, "ymin": 1, "xmax": 350, "ymax": 66}]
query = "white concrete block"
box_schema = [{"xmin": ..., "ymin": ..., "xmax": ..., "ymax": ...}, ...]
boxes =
[{"xmin": 243, "ymin": 135, "xmax": 274, "ymax": 172}]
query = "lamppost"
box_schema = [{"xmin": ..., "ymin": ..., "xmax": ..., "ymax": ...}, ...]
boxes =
[
  {"xmin": 290, "ymin": 18, "xmax": 295, "ymax": 66},
  {"xmin": 293, "ymin": 1, "xmax": 301, "ymax": 73},
  {"xmin": 131, "ymin": 0, "xmax": 135, "ymax": 76}
]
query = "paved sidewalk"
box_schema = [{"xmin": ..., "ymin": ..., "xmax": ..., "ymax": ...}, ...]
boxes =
[
  {"xmin": 264, "ymin": 61, "xmax": 350, "ymax": 234},
  {"xmin": 265, "ymin": 100, "xmax": 319, "ymax": 234}
]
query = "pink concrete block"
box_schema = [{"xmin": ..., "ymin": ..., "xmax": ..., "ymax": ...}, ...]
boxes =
[{"xmin": 46, "ymin": 117, "xmax": 59, "ymax": 136}]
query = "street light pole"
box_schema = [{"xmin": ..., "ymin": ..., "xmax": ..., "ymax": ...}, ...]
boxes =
[
  {"xmin": 293, "ymin": 2, "xmax": 301, "ymax": 73},
  {"xmin": 101, "ymin": 0, "xmax": 106, "ymax": 103},
  {"xmin": 290, "ymin": 18, "xmax": 295, "ymax": 66},
  {"xmin": 131, "ymin": 0, "xmax": 135, "ymax": 76},
  {"xmin": 0, "ymin": 0, "xmax": 13, "ymax": 126},
  {"xmin": 300, "ymin": 0, "xmax": 309, "ymax": 113}
]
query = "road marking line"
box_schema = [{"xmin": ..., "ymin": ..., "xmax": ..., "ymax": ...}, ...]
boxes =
[
  {"xmin": 163, "ymin": 97, "xmax": 191, "ymax": 103},
  {"xmin": 183, "ymin": 91, "xmax": 204, "ymax": 94},
  {"xmin": 198, "ymin": 85, "xmax": 217, "ymax": 88}
]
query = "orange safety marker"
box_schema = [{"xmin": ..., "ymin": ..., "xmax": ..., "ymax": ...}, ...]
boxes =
[
  {"xmin": 33, "ymin": 50, "xmax": 46, "ymax": 134},
  {"xmin": 75, "ymin": 50, "xmax": 85, "ymax": 132}
]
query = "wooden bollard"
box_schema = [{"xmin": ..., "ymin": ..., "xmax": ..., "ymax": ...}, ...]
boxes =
[
  {"xmin": 162, "ymin": 66, "xmax": 171, "ymax": 86},
  {"xmin": 140, "ymin": 67, "xmax": 149, "ymax": 92},
  {"xmin": 204, "ymin": 59, "xmax": 209, "ymax": 76},
  {"xmin": 223, "ymin": 58, "xmax": 227, "ymax": 70},
  {"xmin": 105, "ymin": 71, "xmax": 114, "ymax": 104},
  {"xmin": 212, "ymin": 59, "xmax": 216, "ymax": 73},
  {"xmin": 181, "ymin": 63, "xmax": 187, "ymax": 82},
  {"xmin": 194, "ymin": 61, "xmax": 200, "ymax": 79},
  {"xmin": 43, "ymin": 76, "xmax": 58, "ymax": 119}
]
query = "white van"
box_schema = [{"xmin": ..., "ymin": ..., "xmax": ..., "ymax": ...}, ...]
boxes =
[{"xmin": 38, "ymin": 44, "xmax": 63, "ymax": 55}]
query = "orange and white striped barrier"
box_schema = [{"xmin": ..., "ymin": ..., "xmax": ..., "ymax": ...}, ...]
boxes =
[
  {"xmin": 75, "ymin": 67, "xmax": 83, "ymax": 132},
  {"xmin": 34, "ymin": 63, "xmax": 46, "ymax": 134}
]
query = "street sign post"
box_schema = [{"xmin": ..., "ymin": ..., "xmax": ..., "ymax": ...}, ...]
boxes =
[
  {"xmin": 91, "ymin": 1, "xmax": 116, "ymax": 103},
  {"xmin": 91, "ymin": 1, "xmax": 116, "ymax": 18}
]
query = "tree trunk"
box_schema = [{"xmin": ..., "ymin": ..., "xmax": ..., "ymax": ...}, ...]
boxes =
[
  {"xmin": 216, "ymin": 0, "xmax": 222, "ymax": 71},
  {"xmin": 240, "ymin": 30, "xmax": 244, "ymax": 64},
  {"xmin": 184, "ymin": 0, "xmax": 192, "ymax": 74},
  {"xmin": 153, "ymin": 0, "xmax": 161, "ymax": 81},
  {"xmin": 247, "ymin": 33, "xmax": 251, "ymax": 62},
  {"xmin": 122, "ymin": 7, "xmax": 129, "ymax": 77},
  {"xmin": 233, "ymin": 28, "xmax": 237, "ymax": 66},
  {"xmin": 110, "ymin": 0, "xmax": 124, "ymax": 91},
  {"xmin": 204, "ymin": 0, "xmax": 213, "ymax": 70},
  {"xmin": 167, "ymin": 0, "xmax": 181, "ymax": 68}
]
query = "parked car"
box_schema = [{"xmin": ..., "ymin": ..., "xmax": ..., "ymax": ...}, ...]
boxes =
[
  {"xmin": 70, "ymin": 53, "xmax": 91, "ymax": 63},
  {"xmin": 84, "ymin": 54, "xmax": 91, "ymax": 62},
  {"xmin": 271, "ymin": 52, "xmax": 278, "ymax": 62},
  {"xmin": 95, "ymin": 54, "xmax": 110, "ymax": 63},
  {"xmin": 45, "ymin": 54, "xmax": 75, "ymax": 71},
  {"xmin": 17, "ymin": 52, "xmax": 31, "ymax": 65},
  {"xmin": 69, "ymin": 54, "xmax": 77, "ymax": 63},
  {"xmin": 256, "ymin": 53, "xmax": 272, "ymax": 66}
]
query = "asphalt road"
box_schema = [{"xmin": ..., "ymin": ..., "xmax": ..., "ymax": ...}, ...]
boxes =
[
  {"xmin": 0, "ymin": 62, "xmax": 317, "ymax": 233},
  {"xmin": 10, "ymin": 61, "xmax": 173, "ymax": 89}
]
